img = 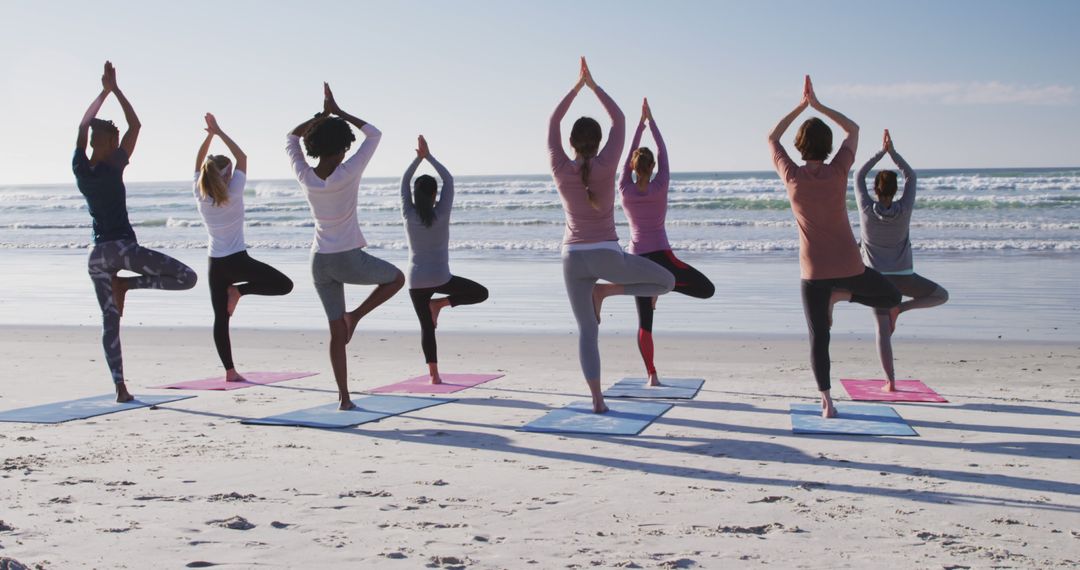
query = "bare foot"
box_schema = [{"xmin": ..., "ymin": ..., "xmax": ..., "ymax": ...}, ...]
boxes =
[
  {"xmin": 429, "ymin": 299, "xmax": 447, "ymax": 329},
  {"xmin": 651, "ymin": 296, "xmax": 658, "ymax": 310},
  {"xmin": 343, "ymin": 309, "xmax": 361, "ymax": 344},
  {"xmin": 889, "ymin": 306, "xmax": 900, "ymax": 334},
  {"xmin": 592, "ymin": 400, "xmax": 609, "ymax": 414},
  {"xmin": 591, "ymin": 286, "xmax": 605, "ymax": 324},
  {"xmin": 225, "ymin": 369, "xmax": 247, "ymax": 383},
  {"xmin": 646, "ymin": 372, "xmax": 661, "ymax": 387},
  {"xmin": 430, "ymin": 374, "xmax": 442, "ymax": 385},
  {"xmin": 339, "ymin": 398, "xmax": 357, "ymax": 411},
  {"xmin": 226, "ymin": 286, "xmax": 241, "ymax": 316},
  {"xmin": 112, "ymin": 275, "xmax": 128, "ymax": 317},
  {"xmin": 882, "ymin": 379, "xmax": 896, "ymax": 392},
  {"xmin": 820, "ymin": 393, "xmax": 838, "ymax": 419},
  {"xmin": 827, "ymin": 290, "xmax": 848, "ymax": 329},
  {"xmin": 115, "ymin": 381, "xmax": 134, "ymax": 403}
]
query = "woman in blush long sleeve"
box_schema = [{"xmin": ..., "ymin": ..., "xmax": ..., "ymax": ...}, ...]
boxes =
[
  {"xmin": 401, "ymin": 135, "xmax": 488, "ymax": 385},
  {"xmin": 194, "ymin": 113, "xmax": 293, "ymax": 383},
  {"xmin": 288, "ymin": 83, "xmax": 405, "ymax": 410},
  {"xmin": 855, "ymin": 130, "xmax": 948, "ymax": 391},
  {"xmin": 620, "ymin": 98, "xmax": 715, "ymax": 386},
  {"xmin": 74, "ymin": 61, "xmax": 197, "ymax": 402},
  {"xmin": 767, "ymin": 75, "xmax": 900, "ymax": 419},
  {"xmin": 549, "ymin": 58, "xmax": 675, "ymax": 414}
]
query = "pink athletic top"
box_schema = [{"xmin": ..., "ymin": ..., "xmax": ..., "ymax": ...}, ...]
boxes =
[
  {"xmin": 619, "ymin": 119, "xmax": 671, "ymax": 254},
  {"xmin": 547, "ymin": 86, "xmax": 625, "ymax": 245},
  {"xmin": 771, "ymin": 139, "xmax": 865, "ymax": 280}
]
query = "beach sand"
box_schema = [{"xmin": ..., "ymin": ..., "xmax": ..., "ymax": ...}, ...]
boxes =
[{"xmin": 0, "ymin": 325, "xmax": 1077, "ymax": 568}]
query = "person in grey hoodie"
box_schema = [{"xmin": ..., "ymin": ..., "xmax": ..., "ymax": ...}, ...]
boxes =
[{"xmin": 855, "ymin": 130, "xmax": 949, "ymax": 391}]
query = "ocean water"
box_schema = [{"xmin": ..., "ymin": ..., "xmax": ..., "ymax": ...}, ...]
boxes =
[{"xmin": 1, "ymin": 168, "xmax": 1078, "ymax": 341}]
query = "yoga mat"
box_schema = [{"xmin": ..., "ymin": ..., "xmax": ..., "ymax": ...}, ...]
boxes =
[
  {"xmin": 241, "ymin": 395, "xmax": 454, "ymax": 428},
  {"xmin": 789, "ymin": 403, "xmax": 917, "ymax": 436},
  {"xmin": 153, "ymin": 371, "xmax": 318, "ymax": 391},
  {"xmin": 367, "ymin": 373, "xmax": 503, "ymax": 394},
  {"xmin": 605, "ymin": 377, "xmax": 704, "ymax": 399},
  {"xmin": 0, "ymin": 394, "xmax": 196, "ymax": 424},
  {"xmin": 840, "ymin": 379, "xmax": 948, "ymax": 403},
  {"xmin": 520, "ymin": 400, "xmax": 672, "ymax": 435}
]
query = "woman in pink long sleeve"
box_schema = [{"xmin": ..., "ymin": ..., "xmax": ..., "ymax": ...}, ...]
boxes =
[
  {"xmin": 620, "ymin": 98, "xmax": 715, "ymax": 386},
  {"xmin": 548, "ymin": 58, "xmax": 675, "ymax": 414}
]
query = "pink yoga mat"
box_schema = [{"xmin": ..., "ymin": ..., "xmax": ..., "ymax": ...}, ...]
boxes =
[
  {"xmin": 367, "ymin": 373, "xmax": 503, "ymax": 394},
  {"xmin": 840, "ymin": 379, "xmax": 948, "ymax": 403},
  {"xmin": 154, "ymin": 371, "xmax": 319, "ymax": 391}
]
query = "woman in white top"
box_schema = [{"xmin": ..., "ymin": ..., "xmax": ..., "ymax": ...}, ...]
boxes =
[
  {"xmin": 287, "ymin": 84, "xmax": 405, "ymax": 410},
  {"xmin": 195, "ymin": 113, "xmax": 293, "ymax": 382}
]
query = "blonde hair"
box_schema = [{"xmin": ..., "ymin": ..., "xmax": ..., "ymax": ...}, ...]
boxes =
[
  {"xmin": 631, "ymin": 147, "xmax": 655, "ymax": 180},
  {"xmin": 198, "ymin": 155, "xmax": 232, "ymax": 206}
]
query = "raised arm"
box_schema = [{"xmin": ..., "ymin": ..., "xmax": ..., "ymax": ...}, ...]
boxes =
[
  {"xmin": 767, "ymin": 96, "xmax": 806, "ymax": 181},
  {"xmin": 195, "ymin": 131, "xmax": 213, "ymax": 174},
  {"xmin": 548, "ymin": 84, "xmax": 580, "ymax": 169},
  {"xmin": 104, "ymin": 63, "xmax": 142, "ymax": 158},
  {"xmin": 322, "ymin": 83, "xmax": 382, "ymax": 172},
  {"xmin": 804, "ymin": 75, "xmax": 858, "ymax": 152},
  {"xmin": 647, "ymin": 102, "xmax": 669, "ymax": 180},
  {"xmin": 886, "ymin": 130, "xmax": 917, "ymax": 208},
  {"xmin": 428, "ymin": 154, "xmax": 454, "ymax": 217},
  {"xmin": 585, "ymin": 60, "xmax": 626, "ymax": 163},
  {"xmin": 400, "ymin": 152, "xmax": 422, "ymax": 216},
  {"xmin": 622, "ymin": 113, "xmax": 647, "ymax": 187},
  {"xmin": 856, "ymin": 147, "xmax": 886, "ymax": 211},
  {"xmin": 205, "ymin": 114, "xmax": 247, "ymax": 173},
  {"xmin": 77, "ymin": 89, "xmax": 109, "ymax": 152}
]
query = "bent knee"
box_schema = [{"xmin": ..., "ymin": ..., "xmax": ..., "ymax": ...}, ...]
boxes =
[
  {"xmin": 180, "ymin": 270, "xmax": 199, "ymax": 290},
  {"xmin": 282, "ymin": 278, "xmax": 295, "ymax": 295},
  {"xmin": 476, "ymin": 286, "xmax": 490, "ymax": 303},
  {"xmin": 935, "ymin": 286, "xmax": 949, "ymax": 304}
]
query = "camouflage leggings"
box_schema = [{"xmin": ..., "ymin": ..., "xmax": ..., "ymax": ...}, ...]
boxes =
[{"xmin": 88, "ymin": 239, "xmax": 197, "ymax": 384}]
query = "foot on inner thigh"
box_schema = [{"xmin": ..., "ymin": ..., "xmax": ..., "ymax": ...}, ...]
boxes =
[
  {"xmin": 343, "ymin": 309, "xmax": 362, "ymax": 344},
  {"xmin": 227, "ymin": 286, "xmax": 241, "ymax": 317},
  {"xmin": 115, "ymin": 381, "xmax": 134, "ymax": 403},
  {"xmin": 889, "ymin": 306, "xmax": 900, "ymax": 334},
  {"xmin": 225, "ymin": 368, "xmax": 246, "ymax": 383},
  {"xmin": 591, "ymin": 284, "xmax": 620, "ymax": 324},
  {"xmin": 429, "ymin": 298, "xmax": 448, "ymax": 329},
  {"xmin": 112, "ymin": 275, "xmax": 128, "ymax": 317},
  {"xmin": 647, "ymin": 372, "xmax": 661, "ymax": 387},
  {"xmin": 827, "ymin": 290, "xmax": 849, "ymax": 329}
]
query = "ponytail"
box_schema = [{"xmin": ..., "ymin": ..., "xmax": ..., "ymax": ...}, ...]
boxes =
[
  {"xmin": 413, "ymin": 174, "xmax": 438, "ymax": 228},
  {"xmin": 569, "ymin": 116, "xmax": 603, "ymax": 211},
  {"xmin": 198, "ymin": 156, "xmax": 232, "ymax": 206}
]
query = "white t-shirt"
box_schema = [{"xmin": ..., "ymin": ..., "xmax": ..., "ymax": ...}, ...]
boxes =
[
  {"xmin": 193, "ymin": 169, "xmax": 247, "ymax": 258},
  {"xmin": 286, "ymin": 123, "xmax": 382, "ymax": 254}
]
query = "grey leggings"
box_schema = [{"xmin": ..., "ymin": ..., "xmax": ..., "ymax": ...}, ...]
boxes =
[
  {"xmin": 88, "ymin": 239, "xmax": 198, "ymax": 384},
  {"xmin": 562, "ymin": 247, "xmax": 675, "ymax": 381},
  {"xmin": 873, "ymin": 273, "xmax": 949, "ymax": 380}
]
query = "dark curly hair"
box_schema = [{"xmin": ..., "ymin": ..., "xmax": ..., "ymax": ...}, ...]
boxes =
[
  {"xmin": 302, "ymin": 117, "xmax": 356, "ymax": 158},
  {"xmin": 794, "ymin": 117, "xmax": 833, "ymax": 161}
]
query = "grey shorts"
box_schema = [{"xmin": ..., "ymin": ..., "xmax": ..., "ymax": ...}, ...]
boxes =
[{"xmin": 311, "ymin": 248, "xmax": 401, "ymax": 320}]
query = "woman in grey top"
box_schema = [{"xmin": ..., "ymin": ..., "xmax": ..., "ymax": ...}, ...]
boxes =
[
  {"xmin": 402, "ymin": 136, "xmax": 489, "ymax": 384},
  {"xmin": 856, "ymin": 130, "xmax": 949, "ymax": 391}
]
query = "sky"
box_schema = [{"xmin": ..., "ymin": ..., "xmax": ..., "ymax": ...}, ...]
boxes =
[{"xmin": 1, "ymin": 0, "xmax": 1077, "ymax": 184}]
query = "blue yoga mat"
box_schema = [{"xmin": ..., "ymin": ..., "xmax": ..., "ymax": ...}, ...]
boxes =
[
  {"xmin": 520, "ymin": 400, "xmax": 672, "ymax": 435},
  {"xmin": 789, "ymin": 403, "xmax": 918, "ymax": 436},
  {"xmin": 242, "ymin": 395, "xmax": 454, "ymax": 428},
  {"xmin": 0, "ymin": 394, "xmax": 196, "ymax": 424},
  {"xmin": 605, "ymin": 377, "xmax": 704, "ymax": 399}
]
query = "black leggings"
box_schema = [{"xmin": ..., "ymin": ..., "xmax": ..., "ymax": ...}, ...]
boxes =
[
  {"xmin": 208, "ymin": 251, "xmax": 293, "ymax": 370},
  {"xmin": 801, "ymin": 267, "xmax": 901, "ymax": 391},
  {"xmin": 634, "ymin": 250, "xmax": 715, "ymax": 375},
  {"xmin": 409, "ymin": 275, "xmax": 489, "ymax": 363}
]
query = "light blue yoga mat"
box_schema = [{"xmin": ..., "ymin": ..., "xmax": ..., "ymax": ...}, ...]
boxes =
[
  {"xmin": 605, "ymin": 377, "xmax": 704, "ymax": 399},
  {"xmin": 789, "ymin": 403, "xmax": 918, "ymax": 436},
  {"xmin": 0, "ymin": 394, "xmax": 196, "ymax": 424},
  {"xmin": 241, "ymin": 395, "xmax": 454, "ymax": 428},
  {"xmin": 520, "ymin": 400, "xmax": 672, "ymax": 435}
]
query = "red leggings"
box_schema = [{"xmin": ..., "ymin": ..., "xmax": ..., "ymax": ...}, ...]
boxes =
[{"xmin": 634, "ymin": 250, "xmax": 715, "ymax": 375}]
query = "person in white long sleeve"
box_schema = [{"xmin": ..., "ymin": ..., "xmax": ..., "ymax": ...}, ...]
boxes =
[{"xmin": 288, "ymin": 83, "xmax": 404, "ymax": 410}]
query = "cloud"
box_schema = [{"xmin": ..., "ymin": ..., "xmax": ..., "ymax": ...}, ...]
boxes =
[{"xmin": 830, "ymin": 81, "xmax": 1075, "ymax": 106}]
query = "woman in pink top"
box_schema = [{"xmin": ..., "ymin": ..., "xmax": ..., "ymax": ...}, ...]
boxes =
[
  {"xmin": 768, "ymin": 76, "xmax": 900, "ymax": 418},
  {"xmin": 620, "ymin": 98, "xmax": 715, "ymax": 387},
  {"xmin": 549, "ymin": 58, "xmax": 675, "ymax": 414}
]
